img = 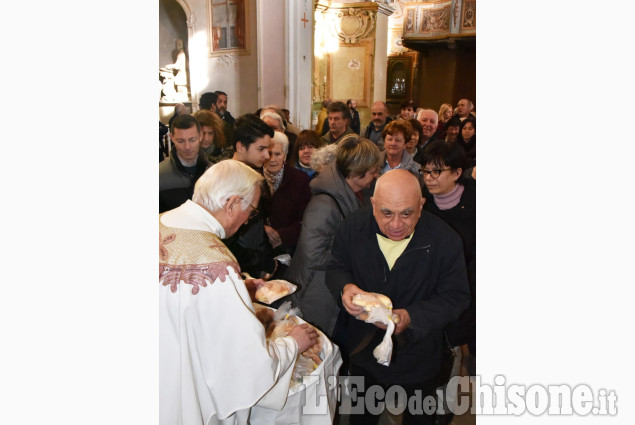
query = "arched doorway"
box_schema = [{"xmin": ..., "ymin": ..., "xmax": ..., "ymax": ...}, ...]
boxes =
[{"xmin": 159, "ymin": 0, "xmax": 192, "ymax": 123}]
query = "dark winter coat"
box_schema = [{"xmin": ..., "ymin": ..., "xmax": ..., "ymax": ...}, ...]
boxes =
[{"xmin": 326, "ymin": 207, "xmax": 470, "ymax": 385}]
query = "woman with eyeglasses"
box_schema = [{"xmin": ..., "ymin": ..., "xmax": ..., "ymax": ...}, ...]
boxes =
[
  {"xmin": 421, "ymin": 139, "xmax": 475, "ymax": 413},
  {"xmin": 420, "ymin": 140, "xmax": 475, "ymax": 424},
  {"xmin": 261, "ymin": 131, "xmax": 312, "ymax": 256},
  {"xmin": 420, "ymin": 140, "xmax": 474, "ymax": 276}
]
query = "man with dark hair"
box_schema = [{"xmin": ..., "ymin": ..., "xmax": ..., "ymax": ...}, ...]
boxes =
[
  {"xmin": 200, "ymin": 91, "xmax": 234, "ymax": 146},
  {"xmin": 227, "ymin": 114, "xmax": 279, "ymax": 279},
  {"xmin": 159, "ymin": 114, "xmax": 211, "ymax": 213},
  {"xmin": 321, "ymin": 101, "xmax": 355, "ymax": 145},
  {"xmin": 232, "ymin": 114, "xmax": 273, "ymax": 168},
  {"xmin": 214, "ymin": 90, "xmax": 236, "ymax": 127},
  {"xmin": 347, "ymin": 99, "xmax": 361, "ymax": 135},
  {"xmin": 364, "ymin": 101, "xmax": 393, "ymax": 147},
  {"xmin": 199, "ymin": 92, "xmax": 218, "ymax": 112}
]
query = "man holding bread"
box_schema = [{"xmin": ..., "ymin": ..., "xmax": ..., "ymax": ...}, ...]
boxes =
[{"xmin": 326, "ymin": 169, "xmax": 470, "ymax": 424}]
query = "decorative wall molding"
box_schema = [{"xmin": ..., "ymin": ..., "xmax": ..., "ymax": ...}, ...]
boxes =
[
  {"xmin": 332, "ymin": 8, "xmax": 377, "ymax": 44},
  {"xmin": 217, "ymin": 53, "xmax": 240, "ymax": 66},
  {"xmin": 397, "ymin": 0, "xmax": 475, "ymax": 40},
  {"xmin": 462, "ymin": 1, "xmax": 475, "ymax": 30},
  {"xmin": 174, "ymin": 0, "xmax": 195, "ymax": 37}
]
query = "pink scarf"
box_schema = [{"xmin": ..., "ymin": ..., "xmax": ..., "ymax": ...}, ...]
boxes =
[{"xmin": 433, "ymin": 184, "xmax": 464, "ymax": 210}]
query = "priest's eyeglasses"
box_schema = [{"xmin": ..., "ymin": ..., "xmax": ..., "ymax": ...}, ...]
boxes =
[
  {"xmin": 247, "ymin": 203, "xmax": 259, "ymax": 220},
  {"xmin": 421, "ymin": 168, "xmax": 452, "ymax": 179},
  {"xmin": 238, "ymin": 197, "xmax": 259, "ymax": 221}
]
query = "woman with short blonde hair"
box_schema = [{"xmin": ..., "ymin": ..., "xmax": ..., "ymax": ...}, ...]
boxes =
[{"xmin": 286, "ymin": 134, "xmax": 381, "ymax": 336}]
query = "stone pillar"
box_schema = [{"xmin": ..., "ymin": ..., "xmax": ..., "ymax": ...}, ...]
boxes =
[
  {"xmin": 372, "ymin": 3, "xmax": 393, "ymax": 102},
  {"xmin": 285, "ymin": 0, "xmax": 314, "ymax": 131},
  {"xmin": 256, "ymin": 0, "xmax": 286, "ymax": 108}
]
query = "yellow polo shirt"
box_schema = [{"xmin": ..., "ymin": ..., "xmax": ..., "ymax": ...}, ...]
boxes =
[{"xmin": 376, "ymin": 231, "xmax": 414, "ymax": 270}]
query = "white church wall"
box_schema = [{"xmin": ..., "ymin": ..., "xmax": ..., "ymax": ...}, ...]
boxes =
[
  {"xmin": 285, "ymin": 0, "xmax": 314, "ymax": 131},
  {"xmin": 186, "ymin": 0, "xmax": 260, "ymax": 117},
  {"xmin": 256, "ymin": 0, "xmax": 286, "ymax": 109}
]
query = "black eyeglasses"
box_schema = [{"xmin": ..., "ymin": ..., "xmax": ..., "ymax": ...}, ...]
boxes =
[
  {"xmin": 247, "ymin": 203, "xmax": 259, "ymax": 220},
  {"xmin": 237, "ymin": 197, "xmax": 259, "ymax": 221},
  {"xmin": 421, "ymin": 168, "xmax": 452, "ymax": 179}
]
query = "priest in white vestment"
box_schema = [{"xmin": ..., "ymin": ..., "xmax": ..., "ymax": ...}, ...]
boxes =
[{"xmin": 159, "ymin": 160, "xmax": 318, "ymax": 425}]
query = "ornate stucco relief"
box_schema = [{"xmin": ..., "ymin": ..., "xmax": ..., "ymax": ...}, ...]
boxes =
[
  {"xmin": 329, "ymin": 8, "xmax": 377, "ymax": 44},
  {"xmin": 217, "ymin": 54, "xmax": 239, "ymax": 66}
]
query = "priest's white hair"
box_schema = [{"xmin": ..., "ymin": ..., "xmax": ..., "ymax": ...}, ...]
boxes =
[{"xmin": 193, "ymin": 159, "xmax": 264, "ymax": 212}]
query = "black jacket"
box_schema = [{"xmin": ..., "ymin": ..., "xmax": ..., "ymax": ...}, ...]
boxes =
[
  {"xmin": 363, "ymin": 116, "xmax": 393, "ymax": 146},
  {"xmin": 411, "ymin": 135, "xmax": 438, "ymax": 165},
  {"xmin": 224, "ymin": 169, "xmax": 278, "ymax": 279},
  {"xmin": 350, "ymin": 109, "xmax": 361, "ymax": 135},
  {"xmin": 159, "ymin": 148, "xmax": 210, "ymax": 213},
  {"xmin": 326, "ymin": 206, "xmax": 470, "ymax": 385},
  {"xmin": 424, "ymin": 178, "xmax": 476, "ymax": 347}
]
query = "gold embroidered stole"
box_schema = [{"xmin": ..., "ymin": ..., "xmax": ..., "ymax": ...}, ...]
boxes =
[{"xmin": 159, "ymin": 220, "xmax": 241, "ymax": 295}]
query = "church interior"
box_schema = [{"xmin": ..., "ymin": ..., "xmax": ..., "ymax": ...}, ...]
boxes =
[
  {"xmin": 159, "ymin": 0, "xmax": 475, "ymax": 129},
  {"xmin": 159, "ymin": 1, "xmax": 476, "ymax": 424}
]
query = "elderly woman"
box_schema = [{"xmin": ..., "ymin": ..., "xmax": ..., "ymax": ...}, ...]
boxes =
[
  {"xmin": 420, "ymin": 140, "xmax": 475, "ymax": 358},
  {"xmin": 380, "ymin": 119, "xmax": 420, "ymax": 179},
  {"xmin": 286, "ymin": 135, "xmax": 381, "ymax": 336},
  {"xmin": 288, "ymin": 129, "xmax": 325, "ymax": 179},
  {"xmin": 261, "ymin": 131, "xmax": 312, "ymax": 255},
  {"xmin": 193, "ymin": 109, "xmax": 228, "ymax": 163}
]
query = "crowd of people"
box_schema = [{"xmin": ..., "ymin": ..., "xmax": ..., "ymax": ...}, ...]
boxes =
[{"xmin": 159, "ymin": 92, "xmax": 476, "ymax": 425}]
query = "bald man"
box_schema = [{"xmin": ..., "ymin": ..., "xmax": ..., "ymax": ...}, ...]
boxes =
[{"xmin": 326, "ymin": 170, "xmax": 470, "ymax": 424}]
